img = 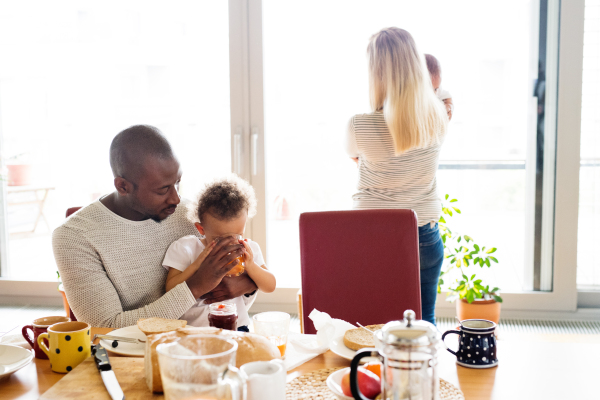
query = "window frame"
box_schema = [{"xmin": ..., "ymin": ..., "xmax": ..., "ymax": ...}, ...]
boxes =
[{"xmin": 1, "ymin": 0, "xmax": 597, "ymax": 315}]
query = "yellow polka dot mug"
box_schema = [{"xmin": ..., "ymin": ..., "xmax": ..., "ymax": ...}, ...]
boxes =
[{"xmin": 37, "ymin": 321, "xmax": 91, "ymax": 373}]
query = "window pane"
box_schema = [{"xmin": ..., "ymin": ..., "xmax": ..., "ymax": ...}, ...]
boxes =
[
  {"xmin": 577, "ymin": 0, "xmax": 600, "ymax": 289},
  {"xmin": 263, "ymin": 0, "xmax": 546, "ymax": 290},
  {"xmin": 0, "ymin": 1, "xmax": 231, "ymax": 280}
]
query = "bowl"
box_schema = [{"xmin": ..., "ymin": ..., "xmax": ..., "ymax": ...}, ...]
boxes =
[
  {"xmin": 0, "ymin": 344, "xmax": 34, "ymax": 380},
  {"xmin": 326, "ymin": 367, "xmax": 353, "ymax": 400}
]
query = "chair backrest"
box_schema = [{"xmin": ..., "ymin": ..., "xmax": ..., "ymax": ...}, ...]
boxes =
[
  {"xmin": 66, "ymin": 207, "xmax": 82, "ymax": 218},
  {"xmin": 299, "ymin": 209, "xmax": 421, "ymax": 334}
]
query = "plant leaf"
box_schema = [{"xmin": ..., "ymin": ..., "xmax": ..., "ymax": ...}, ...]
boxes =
[
  {"xmin": 453, "ymin": 207, "xmax": 462, "ymax": 214},
  {"xmin": 450, "ymin": 199, "xmax": 457, "ymax": 203},
  {"xmin": 439, "ymin": 216, "xmax": 446, "ymax": 224},
  {"xmin": 486, "ymin": 247, "xmax": 497, "ymax": 254},
  {"xmin": 493, "ymin": 295, "xmax": 503, "ymax": 303},
  {"xmin": 489, "ymin": 256, "xmax": 498, "ymax": 263},
  {"xmin": 467, "ymin": 289, "xmax": 475, "ymax": 304},
  {"xmin": 445, "ymin": 194, "xmax": 449, "ymax": 200}
]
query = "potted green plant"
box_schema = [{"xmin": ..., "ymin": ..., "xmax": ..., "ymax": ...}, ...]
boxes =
[{"xmin": 437, "ymin": 195, "xmax": 503, "ymax": 323}]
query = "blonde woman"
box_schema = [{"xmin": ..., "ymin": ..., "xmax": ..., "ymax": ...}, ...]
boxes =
[{"xmin": 346, "ymin": 27, "xmax": 448, "ymax": 324}]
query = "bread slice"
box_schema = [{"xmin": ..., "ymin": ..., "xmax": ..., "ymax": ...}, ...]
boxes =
[
  {"xmin": 343, "ymin": 324, "xmax": 385, "ymax": 351},
  {"xmin": 137, "ymin": 318, "xmax": 187, "ymax": 336}
]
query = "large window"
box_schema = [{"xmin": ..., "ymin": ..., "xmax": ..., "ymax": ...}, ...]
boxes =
[
  {"xmin": 262, "ymin": 0, "xmax": 557, "ymax": 292},
  {"xmin": 0, "ymin": 1, "xmax": 588, "ymax": 314},
  {"xmin": 0, "ymin": 1, "xmax": 231, "ymax": 279},
  {"xmin": 578, "ymin": 0, "xmax": 600, "ymax": 289}
]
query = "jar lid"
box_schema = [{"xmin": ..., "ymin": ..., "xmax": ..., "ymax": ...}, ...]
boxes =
[
  {"xmin": 208, "ymin": 302, "xmax": 237, "ymax": 315},
  {"xmin": 375, "ymin": 310, "xmax": 440, "ymax": 348}
]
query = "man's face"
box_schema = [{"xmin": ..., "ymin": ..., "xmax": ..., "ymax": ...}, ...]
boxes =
[{"xmin": 128, "ymin": 156, "xmax": 182, "ymax": 222}]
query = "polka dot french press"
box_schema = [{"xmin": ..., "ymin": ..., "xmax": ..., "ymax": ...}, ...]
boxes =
[
  {"xmin": 441, "ymin": 319, "xmax": 498, "ymax": 368},
  {"xmin": 350, "ymin": 310, "xmax": 442, "ymax": 400}
]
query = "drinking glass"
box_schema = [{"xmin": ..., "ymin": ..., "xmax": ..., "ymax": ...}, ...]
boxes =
[
  {"xmin": 157, "ymin": 335, "xmax": 246, "ymax": 400},
  {"xmin": 215, "ymin": 234, "xmax": 245, "ymax": 277},
  {"xmin": 252, "ymin": 312, "xmax": 290, "ymax": 357}
]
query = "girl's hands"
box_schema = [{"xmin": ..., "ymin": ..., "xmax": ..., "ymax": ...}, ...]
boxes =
[{"xmin": 240, "ymin": 239, "xmax": 255, "ymax": 266}]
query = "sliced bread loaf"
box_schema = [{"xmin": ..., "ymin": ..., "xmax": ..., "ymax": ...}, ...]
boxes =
[{"xmin": 343, "ymin": 324, "xmax": 385, "ymax": 351}]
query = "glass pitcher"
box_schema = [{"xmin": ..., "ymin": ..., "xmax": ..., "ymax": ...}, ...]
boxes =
[
  {"xmin": 350, "ymin": 310, "xmax": 441, "ymax": 400},
  {"xmin": 157, "ymin": 335, "xmax": 247, "ymax": 400}
]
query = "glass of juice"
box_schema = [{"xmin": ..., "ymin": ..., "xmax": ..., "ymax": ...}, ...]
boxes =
[
  {"xmin": 208, "ymin": 302, "xmax": 238, "ymax": 331},
  {"xmin": 252, "ymin": 312, "xmax": 290, "ymax": 357},
  {"xmin": 215, "ymin": 234, "xmax": 246, "ymax": 277}
]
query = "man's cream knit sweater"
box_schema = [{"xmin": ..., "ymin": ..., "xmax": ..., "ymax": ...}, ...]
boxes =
[{"xmin": 52, "ymin": 199, "xmax": 200, "ymax": 328}]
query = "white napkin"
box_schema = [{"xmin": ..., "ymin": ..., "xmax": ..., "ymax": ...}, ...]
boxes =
[{"xmin": 289, "ymin": 309, "xmax": 356, "ymax": 354}]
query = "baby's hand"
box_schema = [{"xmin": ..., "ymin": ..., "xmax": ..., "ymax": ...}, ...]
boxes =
[{"xmin": 241, "ymin": 239, "xmax": 255, "ymax": 266}]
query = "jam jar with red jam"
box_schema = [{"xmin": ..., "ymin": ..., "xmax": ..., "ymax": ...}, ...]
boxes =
[{"xmin": 208, "ymin": 302, "xmax": 238, "ymax": 331}]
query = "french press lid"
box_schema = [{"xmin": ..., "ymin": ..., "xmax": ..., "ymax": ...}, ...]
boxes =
[{"xmin": 375, "ymin": 310, "xmax": 440, "ymax": 348}]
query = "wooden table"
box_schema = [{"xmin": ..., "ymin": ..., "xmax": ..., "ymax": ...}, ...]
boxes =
[{"xmin": 2, "ymin": 328, "xmax": 599, "ymax": 399}]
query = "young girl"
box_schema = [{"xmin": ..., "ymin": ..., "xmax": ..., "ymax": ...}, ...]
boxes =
[{"xmin": 162, "ymin": 175, "xmax": 276, "ymax": 330}]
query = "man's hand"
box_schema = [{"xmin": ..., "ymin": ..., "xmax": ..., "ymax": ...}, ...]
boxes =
[
  {"xmin": 185, "ymin": 236, "xmax": 245, "ymax": 299},
  {"xmin": 201, "ymin": 273, "xmax": 258, "ymax": 304}
]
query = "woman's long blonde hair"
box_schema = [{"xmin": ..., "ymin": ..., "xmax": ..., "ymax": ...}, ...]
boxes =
[{"xmin": 368, "ymin": 27, "xmax": 447, "ymax": 154}]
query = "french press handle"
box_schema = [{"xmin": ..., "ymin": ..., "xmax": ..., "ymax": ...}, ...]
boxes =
[{"xmin": 350, "ymin": 348, "xmax": 382, "ymax": 400}]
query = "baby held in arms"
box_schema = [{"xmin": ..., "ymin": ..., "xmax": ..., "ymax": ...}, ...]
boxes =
[
  {"xmin": 162, "ymin": 175, "xmax": 276, "ymax": 331},
  {"xmin": 425, "ymin": 53, "xmax": 453, "ymax": 120}
]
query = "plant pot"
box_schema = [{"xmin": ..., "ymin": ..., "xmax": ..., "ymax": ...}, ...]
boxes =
[
  {"xmin": 58, "ymin": 285, "xmax": 77, "ymax": 322},
  {"xmin": 456, "ymin": 298, "xmax": 501, "ymax": 324},
  {"xmin": 7, "ymin": 164, "xmax": 33, "ymax": 186}
]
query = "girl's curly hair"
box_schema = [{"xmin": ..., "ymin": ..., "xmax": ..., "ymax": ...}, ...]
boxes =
[{"xmin": 194, "ymin": 175, "xmax": 257, "ymax": 223}]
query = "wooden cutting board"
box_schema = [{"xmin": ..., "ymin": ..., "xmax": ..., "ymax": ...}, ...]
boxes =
[{"xmin": 40, "ymin": 356, "xmax": 163, "ymax": 400}]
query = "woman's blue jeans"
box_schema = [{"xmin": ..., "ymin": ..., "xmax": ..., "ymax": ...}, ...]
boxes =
[{"xmin": 419, "ymin": 222, "xmax": 444, "ymax": 325}]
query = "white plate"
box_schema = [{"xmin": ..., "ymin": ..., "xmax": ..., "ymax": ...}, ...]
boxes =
[
  {"xmin": 326, "ymin": 367, "xmax": 353, "ymax": 400},
  {"xmin": 330, "ymin": 335, "xmax": 379, "ymax": 363},
  {"xmin": 0, "ymin": 344, "xmax": 34, "ymax": 379},
  {"xmin": 100, "ymin": 325, "xmax": 146, "ymax": 357}
]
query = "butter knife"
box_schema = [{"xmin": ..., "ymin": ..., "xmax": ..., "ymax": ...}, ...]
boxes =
[
  {"xmin": 92, "ymin": 343, "xmax": 125, "ymax": 400},
  {"xmin": 93, "ymin": 334, "xmax": 146, "ymax": 347}
]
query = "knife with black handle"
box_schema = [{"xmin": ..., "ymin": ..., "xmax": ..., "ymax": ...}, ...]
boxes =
[{"xmin": 92, "ymin": 343, "xmax": 126, "ymax": 400}]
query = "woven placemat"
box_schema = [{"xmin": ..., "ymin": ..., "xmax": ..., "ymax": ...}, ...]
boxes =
[{"xmin": 286, "ymin": 367, "xmax": 465, "ymax": 400}]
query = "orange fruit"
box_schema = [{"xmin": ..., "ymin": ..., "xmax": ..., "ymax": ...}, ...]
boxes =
[{"xmin": 363, "ymin": 362, "xmax": 382, "ymax": 379}]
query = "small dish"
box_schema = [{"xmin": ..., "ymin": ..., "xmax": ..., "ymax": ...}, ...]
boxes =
[
  {"xmin": 0, "ymin": 344, "xmax": 34, "ymax": 379},
  {"xmin": 99, "ymin": 325, "xmax": 146, "ymax": 357},
  {"xmin": 326, "ymin": 367, "xmax": 353, "ymax": 400}
]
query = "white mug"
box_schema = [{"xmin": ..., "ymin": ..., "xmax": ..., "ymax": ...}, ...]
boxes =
[{"xmin": 240, "ymin": 359, "xmax": 286, "ymax": 400}]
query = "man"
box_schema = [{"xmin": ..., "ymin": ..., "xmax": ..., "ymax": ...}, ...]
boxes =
[{"xmin": 53, "ymin": 125, "xmax": 257, "ymax": 328}]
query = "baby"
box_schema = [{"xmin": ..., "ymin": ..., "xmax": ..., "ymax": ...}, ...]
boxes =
[
  {"xmin": 162, "ymin": 175, "xmax": 275, "ymax": 330},
  {"xmin": 425, "ymin": 53, "xmax": 453, "ymax": 120}
]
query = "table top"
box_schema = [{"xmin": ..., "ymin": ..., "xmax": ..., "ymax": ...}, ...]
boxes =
[{"xmin": 2, "ymin": 328, "xmax": 599, "ymax": 399}]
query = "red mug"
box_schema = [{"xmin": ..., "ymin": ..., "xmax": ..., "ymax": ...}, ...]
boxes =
[{"xmin": 22, "ymin": 316, "xmax": 70, "ymax": 359}]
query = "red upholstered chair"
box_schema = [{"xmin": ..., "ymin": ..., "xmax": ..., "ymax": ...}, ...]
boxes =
[
  {"xmin": 66, "ymin": 207, "xmax": 82, "ymax": 218},
  {"xmin": 299, "ymin": 209, "xmax": 422, "ymax": 334}
]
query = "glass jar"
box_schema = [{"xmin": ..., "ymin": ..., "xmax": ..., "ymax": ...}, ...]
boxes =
[{"xmin": 208, "ymin": 302, "xmax": 238, "ymax": 331}]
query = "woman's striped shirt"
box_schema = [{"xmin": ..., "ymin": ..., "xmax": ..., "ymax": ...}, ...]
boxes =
[{"xmin": 346, "ymin": 111, "xmax": 445, "ymax": 227}]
